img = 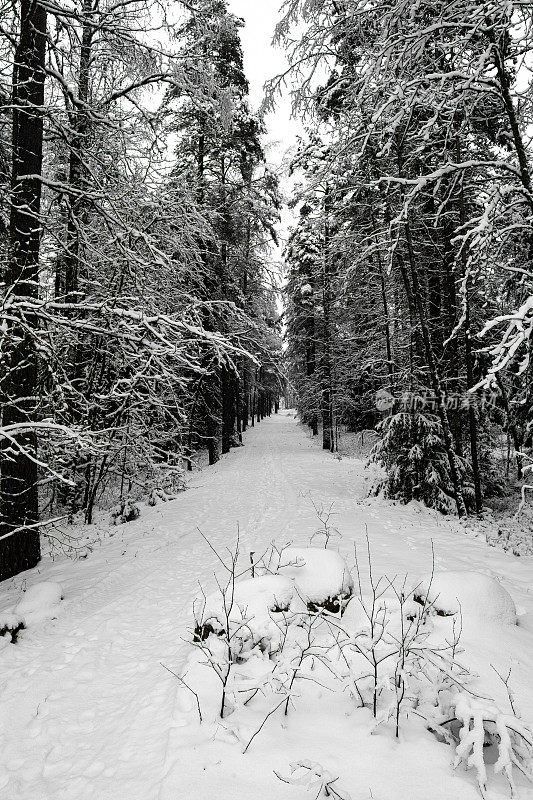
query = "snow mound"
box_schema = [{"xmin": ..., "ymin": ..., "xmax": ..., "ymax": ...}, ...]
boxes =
[
  {"xmin": 0, "ymin": 581, "xmax": 64, "ymax": 641},
  {"xmin": 193, "ymin": 574, "xmax": 295, "ymax": 654},
  {"xmin": 276, "ymin": 547, "xmax": 354, "ymax": 612},
  {"xmin": 340, "ymin": 597, "xmax": 368, "ymax": 631},
  {"xmin": 414, "ymin": 571, "xmax": 516, "ymax": 625},
  {"xmin": 15, "ymin": 581, "xmax": 64, "ymax": 626}
]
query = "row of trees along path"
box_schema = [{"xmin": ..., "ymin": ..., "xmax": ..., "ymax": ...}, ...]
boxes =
[
  {"xmin": 281, "ymin": 0, "xmax": 533, "ymax": 519},
  {"xmin": 0, "ymin": 0, "xmax": 283, "ymax": 581}
]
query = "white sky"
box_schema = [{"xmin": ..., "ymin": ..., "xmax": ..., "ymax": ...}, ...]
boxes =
[
  {"xmin": 227, "ymin": 0, "xmax": 302, "ymax": 262},
  {"xmin": 227, "ymin": 0, "xmax": 301, "ymax": 169}
]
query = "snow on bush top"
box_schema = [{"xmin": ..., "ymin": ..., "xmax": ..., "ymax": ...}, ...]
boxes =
[
  {"xmin": 414, "ymin": 571, "xmax": 516, "ymax": 625},
  {"xmin": 0, "ymin": 581, "xmax": 64, "ymax": 636},
  {"xmin": 193, "ymin": 548, "xmax": 355, "ymax": 654},
  {"xmin": 16, "ymin": 582, "xmax": 64, "ymax": 626},
  {"xmin": 0, "ymin": 611, "xmax": 24, "ymax": 631},
  {"xmin": 194, "ymin": 574, "xmax": 295, "ymax": 647},
  {"xmin": 276, "ymin": 547, "xmax": 354, "ymax": 606}
]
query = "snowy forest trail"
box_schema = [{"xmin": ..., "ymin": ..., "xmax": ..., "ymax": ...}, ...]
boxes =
[{"xmin": 0, "ymin": 411, "xmax": 532, "ymax": 800}]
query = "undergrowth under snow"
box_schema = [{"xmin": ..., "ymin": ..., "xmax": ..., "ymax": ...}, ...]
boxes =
[{"xmin": 0, "ymin": 412, "xmax": 532, "ymax": 800}]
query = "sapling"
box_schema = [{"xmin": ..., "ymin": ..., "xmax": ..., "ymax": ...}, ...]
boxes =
[
  {"xmin": 239, "ymin": 605, "xmax": 335, "ymax": 753},
  {"xmin": 309, "ymin": 498, "xmax": 340, "ymax": 548},
  {"xmin": 491, "ymin": 665, "xmax": 518, "ymax": 717},
  {"xmin": 429, "ymin": 692, "xmax": 533, "ymax": 798},
  {"xmin": 160, "ymin": 662, "xmax": 203, "ymax": 723},
  {"xmin": 325, "ymin": 537, "xmax": 468, "ymax": 737},
  {"xmin": 192, "ymin": 529, "xmax": 242, "ymax": 718}
]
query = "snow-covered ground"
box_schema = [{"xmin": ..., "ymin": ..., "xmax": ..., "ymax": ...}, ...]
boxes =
[{"xmin": 0, "ymin": 411, "xmax": 532, "ymax": 800}]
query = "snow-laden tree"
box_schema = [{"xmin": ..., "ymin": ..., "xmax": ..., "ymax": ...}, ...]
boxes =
[
  {"xmin": 277, "ymin": 0, "xmax": 533, "ymax": 514},
  {"xmin": 0, "ymin": 0, "xmax": 283, "ymax": 579},
  {"xmin": 285, "ymin": 203, "xmax": 322, "ymax": 437},
  {"xmin": 165, "ymin": 0, "xmax": 283, "ymax": 464}
]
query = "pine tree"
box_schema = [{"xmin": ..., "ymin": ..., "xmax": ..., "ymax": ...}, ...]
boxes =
[
  {"xmin": 276, "ymin": 0, "xmax": 533, "ymax": 514},
  {"xmin": 168, "ymin": 0, "xmax": 281, "ymax": 464}
]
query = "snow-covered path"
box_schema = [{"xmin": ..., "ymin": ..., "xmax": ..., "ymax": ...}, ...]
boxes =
[{"xmin": 1, "ymin": 411, "xmax": 532, "ymax": 800}]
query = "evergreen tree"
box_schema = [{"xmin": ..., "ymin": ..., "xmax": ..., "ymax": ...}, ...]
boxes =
[{"xmin": 277, "ymin": 0, "xmax": 533, "ymax": 515}]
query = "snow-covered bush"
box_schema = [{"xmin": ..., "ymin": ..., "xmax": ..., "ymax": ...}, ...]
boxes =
[
  {"xmin": 427, "ymin": 692, "xmax": 533, "ymax": 797},
  {"xmin": 269, "ymin": 546, "xmax": 354, "ymax": 614},
  {"xmin": 413, "ymin": 571, "xmax": 517, "ymax": 625},
  {"xmin": 371, "ymin": 410, "xmax": 474, "ymax": 513},
  {"xmin": 179, "ymin": 534, "xmax": 532, "ymax": 798},
  {"xmin": 0, "ymin": 581, "xmax": 64, "ymax": 643},
  {"xmin": 146, "ymin": 465, "xmax": 185, "ymax": 506},
  {"xmin": 110, "ymin": 498, "xmax": 140, "ymax": 525},
  {"xmin": 193, "ymin": 574, "xmax": 296, "ymax": 659},
  {"xmin": 190, "ymin": 539, "xmax": 355, "ymax": 720},
  {"xmin": 0, "ymin": 613, "xmax": 25, "ymax": 643},
  {"xmin": 16, "ymin": 581, "xmax": 63, "ymax": 624},
  {"xmin": 147, "ymin": 487, "xmax": 174, "ymax": 506},
  {"xmin": 326, "ymin": 568, "xmax": 466, "ymax": 736}
]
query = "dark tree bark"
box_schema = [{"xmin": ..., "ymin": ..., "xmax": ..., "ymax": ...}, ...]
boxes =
[
  {"xmin": 370, "ymin": 209, "xmax": 394, "ymax": 380},
  {"xmin": 456, "ymin": 139, "xmax": 482, "ymax": 511},
  {"xmin": 496, "ymin": 374, "xmax": 524, "ymax": 480},
  {"xmin": 321, "ymin": 186, "xmax": 334, "ymax": 452},
  {"xmin": 0, "ymin": 0, "xmax": 46, "ymax": 580},
  {"xmin": 305, "ymin": 318, "xmax": 318, "ymax": 435},
  {"xmin": 63, "ymin": 0, "xmax": 94, "ymax": 304},
  {"xmin": 404, "ymin": 217, "xmax": 467, "ymax": 517},
  {"xmin": 221, "ymin": 367, "xmax": 237, "ymax": 453},
  {"xmin": 206, "ymin": 373, "xmax": 222, "ymax": 465},
  {"xmin": 241, "ymin": 359, "xmax": 249, "ymax": 432},
  {"xmin": 440, "ymin": 199, "xmax": 463, "ymax": 458}
]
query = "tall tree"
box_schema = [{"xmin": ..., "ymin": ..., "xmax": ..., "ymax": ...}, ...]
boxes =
[
  {"xmin": 277, "ymin": 0, "xmax": 533, "ymax": 515},
  {"xmin": 0, "ymin": 0, "xmax": 46, "ymax": 578}
]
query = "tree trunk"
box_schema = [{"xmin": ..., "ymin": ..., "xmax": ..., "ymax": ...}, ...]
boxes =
[
  {"xmin": 456, "ymin": 138, "xmax": 482, "ymax": 511},
  {"xmin": 207, "ymin": 373, "xmax": 221, "ymax": 465},
  {"xmin": 63, "ymin": 0, "xmax": 93, "ymax": 303},
  {"xmin": 321, "ymin": 186, "xmax": 334, "ymax": 452},
  {"xmin": 0, "ymin": 0, "xmax": 46, "ymax": 580},
  {"xmin": 440, "ymin": 200, "xmax": 463, "ymax": 457},
  {"xmin": 251, "ymin": 369, "xmax": 256, "ymax": 427},
  {"xmin": 305, "ymin": 297, "xmax": 318, "ymax": 435},
  {"xmin": 495, "ymin": 374, "xmax": 524, "ymax": 480},
  {"xmin": 404, "ymin": 218, "xmax": 467, "ymax": 517},
  {"xmin": 369, "ymin": 208, "xmax": 394, "ymax": 379},
  {"xmin": 221, "ymin": 367, "xmax": 237, "ymax": 453}
]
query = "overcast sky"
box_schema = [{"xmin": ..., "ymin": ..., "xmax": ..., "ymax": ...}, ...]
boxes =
[
  {"xmin": 226, "ymin": 1, "xmax": 302, "ymax": 255},
  {"xmin": 227, "ymin": 0, "xmax": 300, "ymax": 166}
]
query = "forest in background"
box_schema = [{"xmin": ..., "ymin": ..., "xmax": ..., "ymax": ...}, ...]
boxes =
[
  {"xmin": 0, "ymin": 0, "xmax": 283, "ymax": 581},
  {"xmin": 2, "ymin": 0, "xmax": 533, "ymax": 585},
  {"xmin": 281, "ymin": 0, "xmax": 533, "ymax": 520}
]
